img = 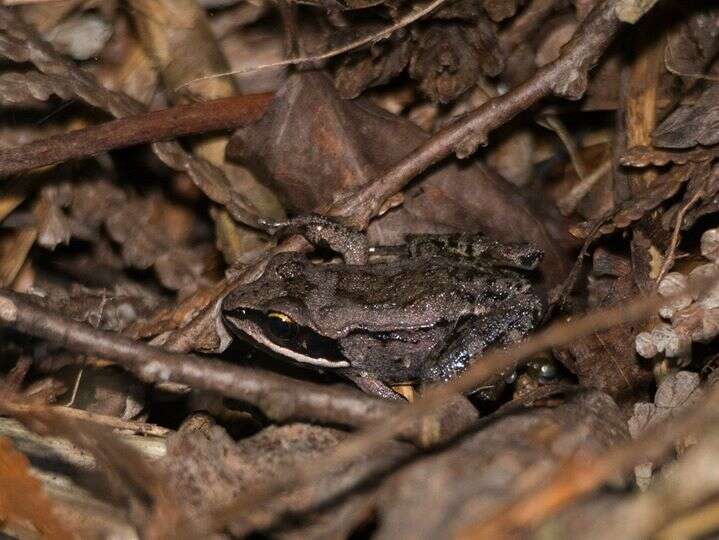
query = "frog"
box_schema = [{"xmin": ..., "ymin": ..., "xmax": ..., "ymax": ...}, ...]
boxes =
[{"xmin": 222, "ymin": 217, "xmax": 546, "ymax": 400}]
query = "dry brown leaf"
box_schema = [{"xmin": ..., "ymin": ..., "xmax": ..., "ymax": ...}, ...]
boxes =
[
  {"xmin": 482, "ymin": 0, "xmax": 521, "ymax": 22},
  {"xmin": 555, "ymin": 249, "xmax": 653, "ymax": 401},
  {"xmin": 653, "ymin": 84, "xmax": 719, "ymax": 149},
  {"xmin": 335, "ymin": 29, "xmax": 412, "ymax": 99},
  {"xmin": 376, "ymin": 390, "xmax": 628, "ymax": 539},
  {"xmin": 0, "ymin": 436, "xmax": 74, "ymax": 539},
  {"xmin": 410, "ymin": 17, "xmax": 503, "ymax": 103},
  {"xmin": 664, "ymin": 2, "xmax": 719, "ymax": 81},
  {"xmin": 0, "ymin": 227, "xmax": 36, "ymax": 288},
  {"xmin": 572, "ymin": 162, "xmax": 699, "ymax": 238},
  {"xmin": 163, "ymin": 419, "xmax": 406, "ymax": 537}
]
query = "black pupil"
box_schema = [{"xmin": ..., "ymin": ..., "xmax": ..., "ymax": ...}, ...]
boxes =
[{"xmin": 267, "ymin": 317, "xmax": 295, "ymax": 341}]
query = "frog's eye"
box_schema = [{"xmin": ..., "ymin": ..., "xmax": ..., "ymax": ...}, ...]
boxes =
[{"xmin": 266, "ymin": 312, "xmax": 298, "ymax": 342}]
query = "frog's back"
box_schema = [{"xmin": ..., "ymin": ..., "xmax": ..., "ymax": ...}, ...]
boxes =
[{"xmin": 303, "ymin": 256, "xmax": 529, "ymax": 334}]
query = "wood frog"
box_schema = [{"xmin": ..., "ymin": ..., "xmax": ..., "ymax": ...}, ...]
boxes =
[{"xmin": 222, "ymin": 218, "xmax": 546, "ymax": 400}]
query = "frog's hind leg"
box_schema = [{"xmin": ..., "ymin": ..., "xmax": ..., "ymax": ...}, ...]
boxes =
[
  {"xmin": 407, "ymin": 233, "xmax": 542, "ymax": 270},
  {"xmin": 421, "ymin": 293, "xmax": 544, "ymax": 385},
  {"xmin": 342, "ymin": 370, "xmax": 406, "ymax": 401}
]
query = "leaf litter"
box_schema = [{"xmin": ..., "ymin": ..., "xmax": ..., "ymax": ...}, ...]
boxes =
[{"xmin": 0, "ymin": 1, "xmax": 719, "ymax": 538}]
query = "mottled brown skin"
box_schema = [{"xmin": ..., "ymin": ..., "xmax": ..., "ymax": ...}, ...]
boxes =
[{"xmin": 222, "ymin": 233, "xmax": 545, "ymax": 399}]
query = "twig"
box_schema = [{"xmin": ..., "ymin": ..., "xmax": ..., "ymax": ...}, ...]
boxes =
[
  {"xmin": 557, "ymin": 159, "xmax": 612, "ymax": 216},
  {"xmin": 61, "ymin": 367, "xmax": 83, "ymax": 407},
  {"xmin": 656, "ymin": 188, "xmax": 704, "ymax": 285},
  {"xmin": 657, "ymin": 498, "xmax": 719, "ymax": 540},
  {"xmin": 552, "ymin": 212, "xmax": 613, "ymax": 311},
  {"xmin": 7, "ymin": 402, "xmax": 170, "ymax": 437},
  {"xmin": 177, "ymin": 0, "xmax": 451, "ymax": 91},
  {"xmin": 543, "ymin": 114, "xmax": 589, "ymax": 180},
  {"xmin": 0, "ymin": 94, "xmax": 272, "ymax": 178},
  {"xmin": 326, "ymin": 0, "xmax": 630, "ymax": 228},
  {"xmin": 0, "ymin": 289, "xmax": 397, "ymax": 428}
]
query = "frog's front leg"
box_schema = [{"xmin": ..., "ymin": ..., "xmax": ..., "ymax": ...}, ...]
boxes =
[
  {"xmin": 262, "ymin": 214, "xmax": 369, "ymax": 264},
  {"xmin": 341, "ymin": 369, "xmax": 405, "ymax": 401},
  {"xmin": 421, "ymin": 294, "xmax": 544, "ymax": 392}
]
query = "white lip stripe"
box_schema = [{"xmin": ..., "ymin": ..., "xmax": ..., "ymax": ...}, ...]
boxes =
[{"xmin": 226, "ymin": 317, "xmax": 350, "ymax": 368}]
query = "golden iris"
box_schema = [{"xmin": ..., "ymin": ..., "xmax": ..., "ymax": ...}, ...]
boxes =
[{"xmin": 266, "ymin": 312, "xmax": 297, "ymax": 341}]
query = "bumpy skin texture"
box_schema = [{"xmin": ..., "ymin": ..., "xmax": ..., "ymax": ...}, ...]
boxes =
[
  {"xmin": 407, "ymin": 233, "xmax": 543, "ymax": 270},
  {"xmin": 222, "ymin": 234, "xmax": 545, "ymax": 389}
]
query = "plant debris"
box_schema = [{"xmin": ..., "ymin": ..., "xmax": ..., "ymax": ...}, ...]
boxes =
[{"xmin": 0, "ymin": 1, "xmax": 719, "ymax": 538}]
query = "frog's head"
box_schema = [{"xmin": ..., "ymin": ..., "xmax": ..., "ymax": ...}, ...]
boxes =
[{"xmin": 221, "ymin": 252, "xmax": 351, "ymax": 368}]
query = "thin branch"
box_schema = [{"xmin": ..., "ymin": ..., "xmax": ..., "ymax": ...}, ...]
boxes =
[
  {"xmin": 552, "ymin": 212, "xmax": 612, "ymax": 311},
  {"xmin": 7, "ymin": 402, "xmax": 170, "ymax": 437},
  {"xmin": 0, "ymin": 93, "xmax": 272, "ymax": 178},
  {"xmin": 0, "ymin": 289, "xmax": 396, "ymax": 429},
  {"xmin": 326, "ymin": 0, "xmax": 629, "ymax": 228},
  {"xmin": 543, "ymin": 114, "xmax": 589, "ymax": 180},
  {"xmin": 557, "ymin": 159, "xmax": 612, "ymax": 216},
  {"xmin": 656, "ymin": 189, "xmax": 704, "ymax": 284}
]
